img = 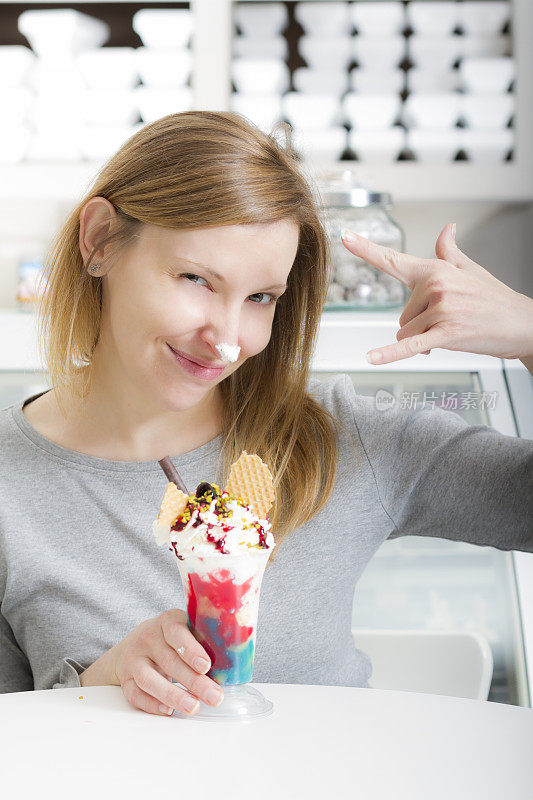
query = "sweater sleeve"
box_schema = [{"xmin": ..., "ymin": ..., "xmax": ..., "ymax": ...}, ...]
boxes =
[
  {"xmin": 0, "ymin": 608, "xmax": 33, "ymax": 693},
  {"xmin": 0, "ymin": 608, "xmax": 86, "ymax": 692},
  {"xmin": 347, "ymin": 376, "xmax": 533, "ymax": 552},
  {"xmin": 52, "ymin": 657, "xmax": 86, "ymax": 690}
]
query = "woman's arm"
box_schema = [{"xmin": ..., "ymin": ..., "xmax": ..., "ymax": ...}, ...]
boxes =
[
  {"xmin": 341, "ymin": 223, "xmax": 533, "ymax": 375},
  {"xmin": 0, "ymin": 608, "xmax": 33, "ymax": 694},
  {"xmin": 345, "ymin": 381, "xmax": 533, "ymax": 553}
]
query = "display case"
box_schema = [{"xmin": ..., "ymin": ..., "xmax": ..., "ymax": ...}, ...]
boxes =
[{"xmin": 310, "ymin": 313, "xmax": 532, "ymax": 708}]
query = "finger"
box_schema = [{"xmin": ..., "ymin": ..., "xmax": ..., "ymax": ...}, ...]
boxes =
[
  {"xmin": 397, "ymin": 306, "xmax": 436, "ymax": 343},
  {"xmin": 122, "ymin": 673, "xmax": 199, "ymax": 717},
  {"xmin": 150, "ymin": 635, "xmax": 225, "ymax": 708},
  {"xmin": 367, "ymin": 327, "xmax": 444, "ymax": 364},
  {"xmin": 397, "ymin": 316, "xmax": 433, "ymax": 355},
  {"xmin": 152, "ymin": 662, "xmax": 173, "ymax": 682},
  {"xmin": 132, "ymin": 659, "xmax": 202, "ymax": 716},
  {"xmin": 160, "ymin": 611, "xmax": 211, "ymax": 674},
  {"xmin": 397, "ymin": 309, "xmax": 433, "ymax": 356},
  {"xmin": 341, "ymin": 229, "xmax": 428, "ymax": 290},
  {"xmin": 400, "ymin": 336, "xmax": 431, "ymax": 353},
  {"xmin": 398, "ymin": 284, "xmax": 429, "ymax": 327},
  {"xmin": 434, "ymin": 223, "xmax": 485, "ymax": 273}
]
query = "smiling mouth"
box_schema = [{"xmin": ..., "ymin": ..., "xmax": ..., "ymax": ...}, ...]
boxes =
[{"xmin": 166, "ymin": 344, "xmax": 227, "ymax": 370}]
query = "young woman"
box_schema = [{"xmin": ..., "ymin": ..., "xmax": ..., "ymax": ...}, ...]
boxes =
[{"xmin": 1, "ymin": 112, "xmax": 531, "ymax": 719}]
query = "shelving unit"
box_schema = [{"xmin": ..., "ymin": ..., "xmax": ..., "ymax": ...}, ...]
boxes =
[{"xmin": 0, "ymin": 0, "xmax": 531, "ymax": 202}]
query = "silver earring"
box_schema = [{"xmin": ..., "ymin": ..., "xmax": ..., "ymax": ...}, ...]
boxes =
[{"xmin": 89, "ymin": 264, "xmax": 101, "ymax": 275}]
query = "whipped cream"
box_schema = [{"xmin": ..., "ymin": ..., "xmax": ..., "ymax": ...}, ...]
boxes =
[
  {"xmin": 215, "ymin": 342, "xmax": 241, "ymax": 363},
  {"xmin": 153, "ymin": 490, "xmax": 275, "ymax": 558}
]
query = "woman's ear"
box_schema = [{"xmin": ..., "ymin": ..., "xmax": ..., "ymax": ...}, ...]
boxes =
[{"xmin": 79, "ymin": 196, "xmax": 117, "ymax": 277}]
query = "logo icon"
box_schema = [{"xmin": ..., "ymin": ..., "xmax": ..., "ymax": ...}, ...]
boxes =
[{"xmin": 375, "ymin": 389, "xmax": 396, "ymax": 411}]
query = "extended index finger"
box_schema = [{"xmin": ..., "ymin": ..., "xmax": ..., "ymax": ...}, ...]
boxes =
[{"xmin": 341, "ymin": 229, "xmax": 428, "ymax": 290}]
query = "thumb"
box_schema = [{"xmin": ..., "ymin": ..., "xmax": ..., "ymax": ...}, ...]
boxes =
[
  {"xmin": 435, "ymin": 222, "xmax": 458, "ymax": 263},
  {"xmin": 435, "ymin": 223, "xmax": 484, "ymax": 272}
]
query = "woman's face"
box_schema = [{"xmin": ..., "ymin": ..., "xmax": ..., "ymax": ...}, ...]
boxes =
[{"xmin": 98, "ymin": 219, "xmax": 299, "ymax": 411}]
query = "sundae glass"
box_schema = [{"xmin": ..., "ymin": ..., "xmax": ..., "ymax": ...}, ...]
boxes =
[{"xmin": 153, "ymin": 451, "xmax": 275, "ymax": 721}]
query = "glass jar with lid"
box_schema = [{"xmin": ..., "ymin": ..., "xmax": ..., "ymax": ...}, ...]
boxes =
[{"xmin": 317, "ymin": 169, "xmax": 407, "ymax": 311}]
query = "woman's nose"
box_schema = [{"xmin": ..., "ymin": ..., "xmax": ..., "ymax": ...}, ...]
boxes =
[{"xmin": 203, "ymin": 304, "xmax": 241, "ymax": 359}]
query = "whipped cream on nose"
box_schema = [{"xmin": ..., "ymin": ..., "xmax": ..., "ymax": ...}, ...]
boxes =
[{"xmin": 215, "ymin": 342, "xmax": 241, "ymax": 363}]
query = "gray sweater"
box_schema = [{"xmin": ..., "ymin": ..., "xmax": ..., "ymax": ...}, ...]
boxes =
[{"xmin": 1, "ymin": 374, "xmax": 532, "ymax": 694}]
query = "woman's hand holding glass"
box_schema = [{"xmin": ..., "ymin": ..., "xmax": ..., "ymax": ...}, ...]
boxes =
[
  {"xmin": 341, "ymin": 223, "xmax": 533, "ymax": 367},
  {"xmin": 110, "ymin": 609, "xmax": 225, "ymax": 717}
]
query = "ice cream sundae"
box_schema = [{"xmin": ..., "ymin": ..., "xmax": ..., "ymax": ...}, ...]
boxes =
[{"xmin": 153, "ymin": 452, "xmax": 275, "ymax": 701}]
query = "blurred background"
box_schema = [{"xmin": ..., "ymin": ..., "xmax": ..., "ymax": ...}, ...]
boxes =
[
  {"xmin": 1, "ymin": 0, "xmax": 532, "ymax": 709},
  {"xmin": 0, "ymin": 0, "xmax": 531, "ymax": 308}
]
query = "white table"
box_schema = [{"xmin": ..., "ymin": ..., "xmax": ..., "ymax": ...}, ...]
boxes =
[{"xmin": 1, "ymin": 683, "xmax": 531, "ymax": 799}]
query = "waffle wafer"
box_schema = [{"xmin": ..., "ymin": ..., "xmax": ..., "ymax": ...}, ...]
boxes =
[
  {"xmin": 157, "ymin": 482, "xmax": 189, "ymax": 528},
  {"xmin": 225, "ymin": 451, "xmax": 275, "ymax": 519}
]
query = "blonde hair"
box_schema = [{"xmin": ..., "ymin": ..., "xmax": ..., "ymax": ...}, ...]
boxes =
[{"xmin": 38, "ymin": 111, "xmax": 351, "ymax": 556}]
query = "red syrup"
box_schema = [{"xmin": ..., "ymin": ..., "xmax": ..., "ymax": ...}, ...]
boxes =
[{"xmin": 186, "ymin": 570, "xmax": 254, "ymax": 673}]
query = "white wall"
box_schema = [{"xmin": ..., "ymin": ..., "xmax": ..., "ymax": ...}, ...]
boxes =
[{"xmin": 396, "ymin": 201, "xmax": 533, "ymax": 296}]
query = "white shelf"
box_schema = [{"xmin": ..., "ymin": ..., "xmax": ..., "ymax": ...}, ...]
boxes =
[
  {"xmin": 0, "ymin": 0, "xmax": 531, "ymax": 203},
  {"xmin": 1, "ymin": 160, "xmax": 531, "ymax": 203}
]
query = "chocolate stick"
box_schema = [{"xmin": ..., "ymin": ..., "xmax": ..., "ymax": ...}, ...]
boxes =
[{"xmin": 158, "ymin": 456, "xmax": 189, "ymax": 494}]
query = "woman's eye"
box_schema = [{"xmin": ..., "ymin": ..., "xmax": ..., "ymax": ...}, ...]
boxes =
[
  {"xmin": 179, "ymin": 274, "xmax": 276, "ymax": 305},
  {"xmin": 182, "ymin": 273, "xmax": 209, "ymax": 288},
  {"xmin": 248, "ymin": 292, "xmax": 276, "ymax": 305}
]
